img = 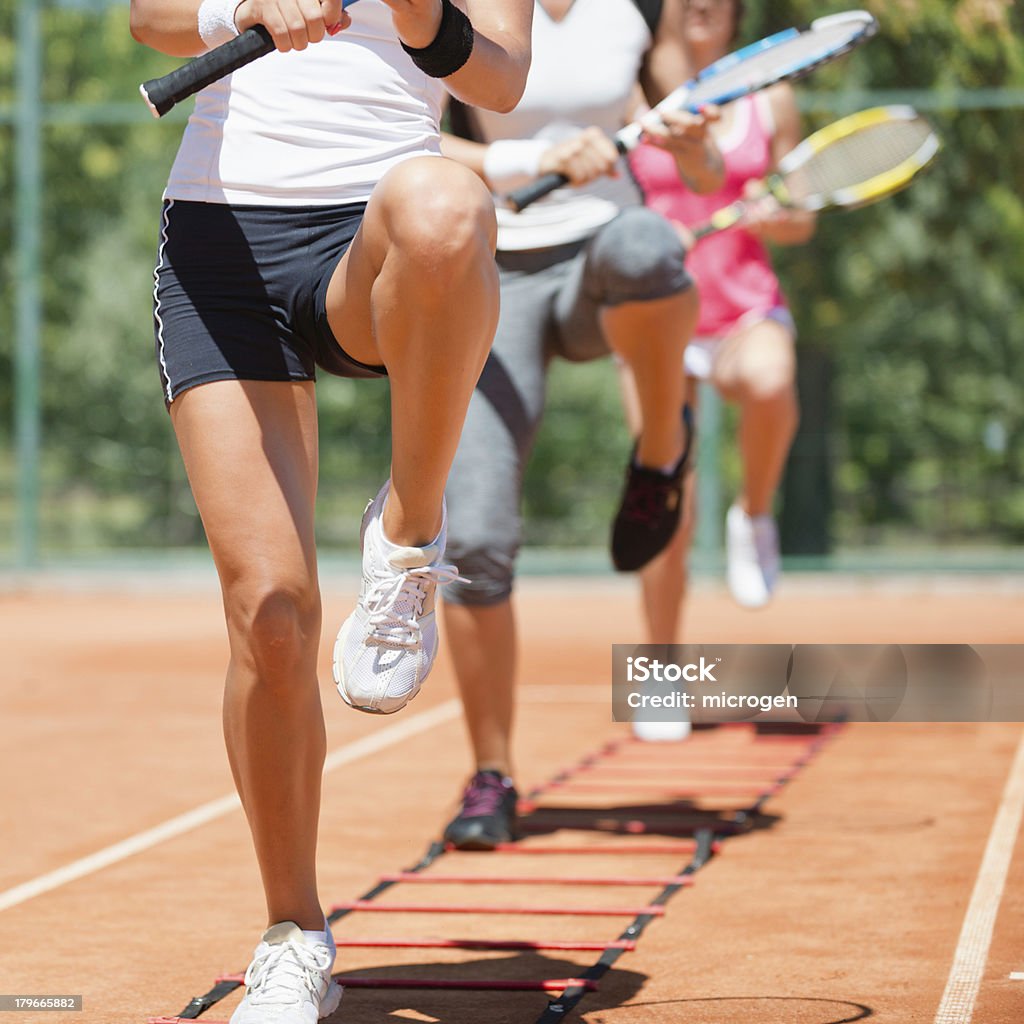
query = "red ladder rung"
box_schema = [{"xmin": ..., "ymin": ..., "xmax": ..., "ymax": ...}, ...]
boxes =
[
  {"xmin": 487, "ymin": 841, "xmax": 719, "ymax": 854},
  {"xmin": 619, "ymin": 738, "xmax": 815, "ymax": 750},
  {"xmin": 611, "ymin": 751, "xmax": 812, "ymax": 763},
  {"xmin": 517, "ymin": 821, "xmax": 705, "ymax": 836},
  {"xmin": 338, "ymin": 977, "xmax": 598, "ymax": 992},
  {"xmin": 333, "ymin": 938, "xmax": 637, "ymax": 951},
  {"xmin": 520, "ymin": 814, "xmax": 714, "ymax": 828},
  {"xmin": 330, "ymin": 901, "xmax": 666, "ymax": 916},
  {"xmin": 544, "ymin": 780, "xmax": 774, "ymax": 795},
  {"xmin": 148, "ymin": 1019, "xmax": 228, "ymax": 1024},
  {"xmin": 379, "ymin": 872, "xmax": 693, "ymax": 886},
  {"xmin": 576, "ymin": 762, "xmax": 794, "ymax": 775}
]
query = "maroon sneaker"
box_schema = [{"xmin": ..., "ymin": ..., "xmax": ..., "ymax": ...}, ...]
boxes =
[
  {"xmin": 611, "ymin": 404, "xmax": 694, "ymax": 572},
  {"xmin": 443, "ymin": 770, "xmax": 519, "ymax": 851}
]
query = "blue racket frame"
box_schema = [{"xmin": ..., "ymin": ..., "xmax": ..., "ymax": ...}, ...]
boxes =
[{"xmin": 510, "ymin": 10, "xmax": 878, "ymax": 211}]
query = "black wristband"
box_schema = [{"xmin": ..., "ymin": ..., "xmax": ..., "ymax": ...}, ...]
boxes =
[{"xmin": 400, "ymin": 0, "xmax": 475, "ymax": 79}]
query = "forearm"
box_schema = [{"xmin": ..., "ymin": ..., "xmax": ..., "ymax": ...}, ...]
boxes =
[
  {"xmin": 439, "ymin": 1, "xmax": 532, "ymax": 113},
  {"xmin": 130, "ymin": 0, "xmax": 208, "ymax": 57},
  {"xmin": 673, "ymin": 137, "xmax": 724, "ymax": 195}
]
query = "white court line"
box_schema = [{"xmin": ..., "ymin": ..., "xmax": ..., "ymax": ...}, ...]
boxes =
[
  {"xmin": 934, "ymin": 728, "xmax": 1024, "ymax": 1024},
  {"xmin": 0, "ymin": 699, "xmax": 460, "ymax": 914}
]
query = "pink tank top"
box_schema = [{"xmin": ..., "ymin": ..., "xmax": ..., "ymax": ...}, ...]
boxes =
[{"xmin": 629, "ymin": 93, "xmax": 786, "ymax": 338}]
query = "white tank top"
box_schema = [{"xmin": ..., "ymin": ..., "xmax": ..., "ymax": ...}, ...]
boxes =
[
  {"xmin": 470, "ymin": 0, "xmax": 653, "ymax": 251},
  {"xmin": 165, "ymin": 0, "xmax": 446, "ymax": 206}
]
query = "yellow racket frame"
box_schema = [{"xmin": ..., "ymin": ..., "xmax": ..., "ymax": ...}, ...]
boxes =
[{"xmin": 699, "ymin": 105, "xmax": 940, "ymax": 237}]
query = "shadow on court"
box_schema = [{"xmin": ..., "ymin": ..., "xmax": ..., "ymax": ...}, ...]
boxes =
[
  {"xmin": 583, "ymin": 994, "xmax": 875, "ymax": 1023},
  {"xmin": 324, "ymin": 950, "xmax": 646, "ymax": 1024},
  {"xmin": 518, "ymin": 800, "xmax": 784, "ymax": 840}
]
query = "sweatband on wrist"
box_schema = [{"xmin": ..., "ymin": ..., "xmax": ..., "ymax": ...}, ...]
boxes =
[
  {"xmin": 482, "ymin": 140, "xmax": 549, "ymax": 190},
  {"xmin": 400, "ymin": 0, "xmax": 475, "ymax": 79},
  {"xmin": 198, "ymin": 0, "xmax": 242, "ymax": 50}
]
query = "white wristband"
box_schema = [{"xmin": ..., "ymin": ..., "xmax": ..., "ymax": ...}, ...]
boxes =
[
  {"xmin": 482, "ymin": 139, "xmax": 550, "ymax": 191},
  {"xmin": 198, "ymin": 0, "xmax": 242, "ymax": 50}
]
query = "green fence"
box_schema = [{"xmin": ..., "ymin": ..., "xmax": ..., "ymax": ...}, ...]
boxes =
[{"xmin": 2, "ymin": 0, "xmax": 1023, "ymax": 573}]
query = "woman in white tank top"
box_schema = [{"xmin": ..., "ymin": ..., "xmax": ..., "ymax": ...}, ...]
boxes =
[{"xmin": 130, "ymin": 2, "xmax": 532, "ymax": 1020}]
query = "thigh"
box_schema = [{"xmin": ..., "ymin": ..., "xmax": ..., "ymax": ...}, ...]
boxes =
[
  {"xmin": 323, "ymin": 156, "xmax": 496, "ymax": 367},
  {"xmin": 711, "ymin": 316, "xmax": 796, "ymax": 401},
  {"xmin": 552, "ymin": 207, "xmax": 690, "ymax": 363},
  {"xmin": 550, "ymin": 247, "xmax": 608, "ymax": 363},
  {"xmin": 170, "ymin": 380, "xmax": 320, "ymax": 599}
]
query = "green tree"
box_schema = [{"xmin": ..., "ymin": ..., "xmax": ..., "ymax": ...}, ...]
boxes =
[{"xmin": 1, "ymin": 0, "xmax": 1022, "ymax": 560}]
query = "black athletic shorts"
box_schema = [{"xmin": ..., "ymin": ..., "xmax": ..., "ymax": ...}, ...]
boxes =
[{"xmin": 153, "ymin": 199, "xmax": 386, "ymax": 403}]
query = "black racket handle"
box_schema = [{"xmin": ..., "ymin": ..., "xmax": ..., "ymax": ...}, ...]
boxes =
[
  {"xmin": 506, "ymin": 137, "xmax": 630, "ymax": 213},
  {"xmin": 506, "ymin": 172, "xmax": 568, "ymax": 213},
  {"xmin": 140, "ymin": 25, "xmax": 275, "ymax": 118}
]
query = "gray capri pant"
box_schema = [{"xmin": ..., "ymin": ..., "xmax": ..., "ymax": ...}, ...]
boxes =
[{"xmin": 444, "ymin": 205, "xmax": 692, "ymax": 606}]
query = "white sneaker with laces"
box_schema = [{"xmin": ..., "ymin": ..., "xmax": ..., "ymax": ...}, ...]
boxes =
[
  {"xmin": 726, "ymin": 503, "xmax": 780, "ymax": 609},
  {"xmin": 229, "ymin": 922, "xmax": 342, "ymax": 1024},
  {"xmin": 334, "ymin": 482, "xmax": 465, "ymax": 714}
]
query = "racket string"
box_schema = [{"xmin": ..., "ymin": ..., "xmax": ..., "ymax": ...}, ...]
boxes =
[{"xmin": 784, "ymin": 120, "xmax": 936, "ymax": 204}]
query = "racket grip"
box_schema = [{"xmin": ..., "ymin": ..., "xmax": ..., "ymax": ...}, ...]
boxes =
[
  {"xmin": 140, "ymin": 25, "xmax": 275, "ymax": 118},
  {"xmin": 506, "ymin": 172, "xmax": 570, "ymax": 213}
]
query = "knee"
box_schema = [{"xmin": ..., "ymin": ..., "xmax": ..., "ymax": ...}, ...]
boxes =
[
  {"xmin": 444, "ymin": 542, "xmax": 517, "ymax": 607},
  {"xmin": 589, "ymin": 207, "xmax": 690, "ymax": 305},
  {"xmin": 225, "ymin": 582, "xmax": 321, "ymax": 684},
  {"xmin": 744, "ymin": 361, "xmax": 798, "ymax": 406},
  {"xmin": 382, "ymin": 158, "xmax": 497, "ymax": 272}
]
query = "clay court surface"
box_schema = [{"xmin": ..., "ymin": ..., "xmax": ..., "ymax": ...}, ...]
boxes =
[{"xmin": 2, "ymin": 573, "xmax": 1023, "ymax": 1024}]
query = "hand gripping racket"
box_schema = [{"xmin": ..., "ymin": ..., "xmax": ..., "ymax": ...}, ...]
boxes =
[
  {"xmin": 505, "ymin": 9, "xmax": 878, "ymax": 213},
  {"xmin": 690, "ymin": 105, "xmax": 940, "ymax": 241},
  {"xmin": 139, "ymin": 0, "xmax": 360, "ymax": 118}
]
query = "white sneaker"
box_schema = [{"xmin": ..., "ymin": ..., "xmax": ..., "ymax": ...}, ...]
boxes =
[
  {"xmin": 632, "ymin": 717, "xmax": 692, "ymax": 743},
  {"xmin": 333, "ymin": 482, "xmax": 465, "ymax": 714},
  {"xmin": 726, "ymin": 503, "xmax": 780, "ymax": 609},
  {"xmin": 230, "ymin": 922, "xmax": 343, "ymax": 1024},
  {"xmin": 631, "ymin": 669, "xmax": 692, "ymax": 743}
]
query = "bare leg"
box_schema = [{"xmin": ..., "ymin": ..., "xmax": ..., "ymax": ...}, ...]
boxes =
[
  {"xmin": 171, "ymin": 380, "xmax": 325, "ymax": 931},
  {"xmin": 602, "ymin": 286, "xmax": 698, "ymax": 468},
  {"xmin": 713, "ymin": 319, "xmax": 799, "ymax": 516},
  {"xmin": 326, "ymin": 157, "xmax": 498, "ymax": 546},
  {"xmin": 638, "ymin": 468, "xmax": 697, "ymax": 644},
  {"xmin": 443, "ymin": 600, "xmax": 517, "ymax": 777},
  {"xmin": 620, "ymin": 366, "xmax": 698, "ymax": 645}
]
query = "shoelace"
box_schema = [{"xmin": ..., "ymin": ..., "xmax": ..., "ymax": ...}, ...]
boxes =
[
  {"xmin": 364, "ymin": 562, "xmax": 467, "ymax": 649},
  {"xmin": 244, "ymin": 939, "xmax": 333, "ymax": 1007},
  {"xmin": 460, "ymin": 773, "xmax": 511, "ymax": 818}
]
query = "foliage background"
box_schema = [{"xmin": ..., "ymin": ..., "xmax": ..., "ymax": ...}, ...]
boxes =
[{"xmin": 0, "ymin": 0, "xmax": 1021, "ymax": 562}]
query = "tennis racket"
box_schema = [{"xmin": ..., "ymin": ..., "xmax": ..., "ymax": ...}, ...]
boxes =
[
  {"xmin": 505, "ymin": 9, "xmax": 878, "ymax": 213},
  {"xmin": 690, "ymin": 105, "xmax": 940, "ymax": 241},
  {"xmin": 140, "ymin": 0, "xmax": 361, "ymax": 118}
]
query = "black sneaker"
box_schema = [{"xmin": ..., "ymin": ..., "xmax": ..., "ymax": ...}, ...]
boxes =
[
  {"xmin": 611, "ymin": 405, "xmax": 695, "ymax": 572},
  {"xmin": 443, "ymin": 770, "xmax": 519, "ymax": 851}
]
